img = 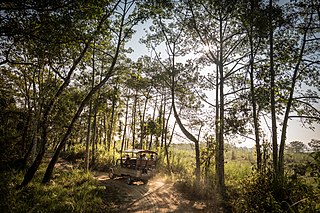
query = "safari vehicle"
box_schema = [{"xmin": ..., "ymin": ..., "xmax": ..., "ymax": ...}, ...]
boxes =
[{"xmin": 108, "ymin": 149, "xmax": 158, "ymax": 184}]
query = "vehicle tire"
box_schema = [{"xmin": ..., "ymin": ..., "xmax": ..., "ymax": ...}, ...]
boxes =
[
  {"xmin": 142, "ymin": 179, "xmax": 148, "ymax": 184},
  {"xmin": 108, "ymin": 169, "xmax": 115, "ymax": 179},
  {"xmin": 127, "ymin": 177, "xmax": 132, "ymax": 185}
]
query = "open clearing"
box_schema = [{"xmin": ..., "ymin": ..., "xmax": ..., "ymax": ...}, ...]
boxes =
[{"xmin": 94, "ymin": 172, "xmax": 213, "ymax": 212}]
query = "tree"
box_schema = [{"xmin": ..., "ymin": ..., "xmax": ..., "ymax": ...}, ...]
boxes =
[
  {"xmin": 4, "ymin": 0, "xmax": 118, "ymax": 189},
  {"xmin": 308, "ymin": 139, "xmax": 320, "ymax": 152},
  {"xmin": 277, "ymin": 0, "xmax": 320, "ymax": 177},
  {"xmin": 237, "ymin": 0, "xmax": 270, "ymax": 171},
  {"xmin": 185, "ymin": 0, "xmax": 247, "ymax": 196},
  {"xmin": 42, "ymin": 0, "xmax": 140, "ymax": 183},
  {"xmin": 288, "ymin": 141, "xmax": 307, "ymax": 153},
  {"xmin": 141, "ymin": 5, "xmax": 203, "ymax": 181}
]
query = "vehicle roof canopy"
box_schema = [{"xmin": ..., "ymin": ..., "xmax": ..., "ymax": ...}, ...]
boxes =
[{"xmin": 123, "ymin": 149, "xmax": 158, "ymax": 155}]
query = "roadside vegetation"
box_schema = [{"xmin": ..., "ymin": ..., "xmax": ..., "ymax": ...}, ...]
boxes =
[
  {"xmin": 1, "ymin": 0, "xmax": 319, "ymax": 212},
  {"xmin": 2, "ymin": 143, "xmax": 318, "ymax": 212}
]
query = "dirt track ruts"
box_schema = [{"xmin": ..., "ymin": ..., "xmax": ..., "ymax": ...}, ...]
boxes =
[{"xmin": 94, "ymin": 172, "xmax": 210, "ymax": 212}]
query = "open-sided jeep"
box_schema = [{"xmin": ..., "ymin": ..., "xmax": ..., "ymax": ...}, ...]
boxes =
[{"xmin": 108, "ymin": 149, "xmax": 158, "ymax": 184}]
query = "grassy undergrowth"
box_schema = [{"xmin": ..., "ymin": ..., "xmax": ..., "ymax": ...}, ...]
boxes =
[
  {"xmin": 0, "ymin": 163, "xmax": 112, "ymax": 212},
  {"xmin": 162, "ymin": 144, "xmax": 320, "ymax": 212}
]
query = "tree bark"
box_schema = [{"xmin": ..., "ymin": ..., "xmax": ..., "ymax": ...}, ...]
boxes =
[{"xmin": 269, "ymin": 0, "xmax": 278, "ymax": 175}]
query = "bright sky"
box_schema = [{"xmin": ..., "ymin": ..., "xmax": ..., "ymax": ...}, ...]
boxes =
[{"xmin": 125, "ymin": 17, "xmax": 320, "ymax": 148}]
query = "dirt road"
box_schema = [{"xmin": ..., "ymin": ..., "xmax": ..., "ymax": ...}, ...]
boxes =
[{"xmin": 94, "ymin": 173, "xmax": 210, "ymax": 212}]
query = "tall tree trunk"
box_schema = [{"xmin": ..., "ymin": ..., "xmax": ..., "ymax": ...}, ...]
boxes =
[
  {"xmin": 160, "ymin": 93, "xmax": 166, "ymax": 148},
  {"xmin": 269, "ymin": 0, "xmax": 278, "ymax": 175},
  {"xmin": 107, "ymin": 86, "xmax": 117, "ymax": 151},
  {"xmin": 168, "ymin": 115, "xmax": 178, "ymax": 146},
  {"xmin": 131, "ymin": 92, "xmax": 137, "ymax": 148},
  {"xmin": 215, "ymin": 51, "xmax": 220, "ymax": 187},
  {"xmin": 120, "ymin": 95, "xmax": 130, "ymax": 166},
  {"xmin": 164, "ymin": 104, "xmax": 173, "ymax": 172},
  {"xmin": 217, "ymin": 38, "xmax": 225, "ymax": 195},
  {"xmin": 149, "ymin": 95, "xmax": 158, "ymax": 150},
  {"xmin": 215, "ymin": 15, "xmax": 226, "ymax": 196},
  {"xmin": 278, "ymin": 15, "xmax": 310, "ymax": 177},
  {"xmin": 140, "ymin": 88, "xmax": 151, "ymax": 149},
  {"xmin": 249, "ymin": 27, "xmax": 262, "ymax": 170},
  {"xmin": 103, "ymin": 113, "xmax": 107, "ymax": 149},
  {"xmin": 170, "ymin": 44, "xmax": 200, "ymax": 183},
  {"xmin": 91, "ymin": 108, "xmax": 97, "ymax": 167},
  {"xmin": 121, "ymin": 95, "xmax": 130, "ymax": 154},
  {"xmin": 85, "ymin": 101, "xmax": 92, "ymax": 172}
]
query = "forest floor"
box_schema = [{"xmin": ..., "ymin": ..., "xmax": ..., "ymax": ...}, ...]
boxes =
[
  {"xmin": 93, "ymin": 171, "xmax": 217, "ymax": 213},
  {"xmin": 53, "ymin": 155, "xmax": 220, "ymax": 212}
]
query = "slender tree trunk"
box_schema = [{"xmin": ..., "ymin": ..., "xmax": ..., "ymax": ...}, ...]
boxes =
[
  {"xmin": 215, "ymin": 51, "xmax": 220, "ymax": 186},
  {"xmin": 149, "ymin": 95, "xmax": 158, "ymax": 149},
  {"xmin": 164, "ymin": 104, "xmax": 173, "ymax": 172},
  {"xmin": 160, "ymin": 93, "xmax": 167, "ymax": 148},
  {"xmin": 170, "ymin": 44, "xmax": 200, "ymax": 183},
  {"xmin": 218, "ymin": 47, "xmax": 225, "ymax": 195},
  {"xmin": 164, "ymin": 133, "xmax": 171, "ymax": 172},
  {"xmin": 107, "ymin": 87, "xmax": 117, "ymax": 151},
  {"xmin": 103, "ymin": 113, "xmax": 107, "ymax": 149},
  {"xmin": 91, "ymin": 108, "xmax": 97, "ymax": 167},
  {"xmin": 249, "ymin": 29, "xmax": 261, "ymax": 170},
  {"xmin": 140, "ymin": 88, "xmax": 151, "ymax": 149},
  {"xmin": 215, "ymin": 16, "xmax": 226, "ymax": 196},
  {"xmin": 194, "ymin": 124, "xmax": 203, "ymax": 183},
  {"xmin": 168, "ymin": 119, "xmax": 177, "ymax": 147},
  {"xmin": 278, "ymin": 15, "xmax": 310, "ymax": 177},
  {"xmin": 121, "ymin": 95, "xmax": 130, "ymax": 153},
  {"xmin": 269, "ymin": 0, "xmax": 278, "ymax": 175},
  {"xmin": 131, "ymin": 93, "xmax": 137, "ymax": 148},
  {"xmin": 85, "ymin": 101, "xmax": 92, "ymax": 172}
]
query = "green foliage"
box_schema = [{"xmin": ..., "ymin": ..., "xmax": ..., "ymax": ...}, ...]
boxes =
[
  {"xmin": 232, "ymin": 151, "xmax": 320, "ymax": 213},
  {"xmin": 287, "ymin": 141, "xmax": 307, "ymax": 153},
  {"xmin": 308, "ymin": 139, "xmax": 320, "ymax": 152},
  {"xmin": 0, "ymin": 165, "xmax": 107, "ymax": 212}
]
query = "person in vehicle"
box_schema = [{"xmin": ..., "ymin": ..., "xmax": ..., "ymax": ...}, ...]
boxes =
[
  {"xmin": 124, "ymin": 154, "xmax": 131, "ymax": 167},
  {"xmin": 150, "ymin": 154, "xmax": 155, "ymax": 160},
  {"xmin": 142, "ymin": 154, "xmax": 147, "ymax": 160},
  {"xmin": 139, "ymin": 154, "xmax": 147, "ymax": 160}
]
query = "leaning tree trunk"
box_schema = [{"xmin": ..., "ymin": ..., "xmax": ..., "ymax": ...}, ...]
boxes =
[
  {"xmin": 18, "ymin": 7, "xmax": 115, "ymax": 188},
  {"xmin": 42, "ymin": 59, "xmax": 118, "ymax": 183},
  {"xmin": 278, "ymin": 14, "xmax": 310, "ymax": 177},
  {"xmin": 42, "ymin": 7, "xmax": 125, "ymax": 183},
  {"xmin": 18, "ymin": 42, "xmax": 92, "ymax": 189},
  {"xmin": 170, "ymin": 51, "xmax": 200, "ymax": 183}
]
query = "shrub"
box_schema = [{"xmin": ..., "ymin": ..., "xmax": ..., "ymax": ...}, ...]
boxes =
[{"xmin": 232, "ymin": 169, "xmax": 319, "ymax": 212}]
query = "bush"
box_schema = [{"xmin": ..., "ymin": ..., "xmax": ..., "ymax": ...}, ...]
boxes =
[{"xmin": 232, "ymin": 169, "xmax": 320, "ymax": 212}]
